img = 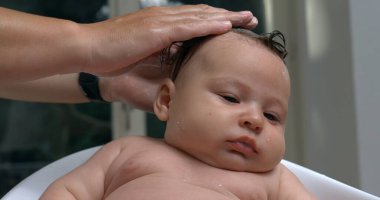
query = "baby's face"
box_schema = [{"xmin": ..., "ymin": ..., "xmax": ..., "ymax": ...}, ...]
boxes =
[{"xmin": 163, "ymin": 32, "xmax": 290, "ymax": 172}]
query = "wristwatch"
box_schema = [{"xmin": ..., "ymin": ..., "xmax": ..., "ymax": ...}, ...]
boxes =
[{"xmin": 78, "ymin": 72, "xmax": 107, "ymax": 102}]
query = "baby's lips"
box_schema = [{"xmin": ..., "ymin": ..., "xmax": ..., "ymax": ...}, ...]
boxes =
[
  {"xmin": 228, "ymin": 141, "xmax": 256, "ymax": 157},
  {"xmin": 227, "ymin": 136, "xmax": 258, "ymax": 157}
]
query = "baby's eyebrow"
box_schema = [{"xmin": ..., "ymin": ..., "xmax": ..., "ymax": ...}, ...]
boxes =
[
  {"xmin": 209, "ymin": 77, "xmax": 288, "ymax": 112},
  {"xmin": 208, "ymin": 77, "xmax": 252, "ymax": 94},
  {"xmin": 268, "ymin": 98, "xmax": 288, "ymax": 116},
  {"xmin": 208, "ymin": 77, "xmax": 244, "ymax": 86}
]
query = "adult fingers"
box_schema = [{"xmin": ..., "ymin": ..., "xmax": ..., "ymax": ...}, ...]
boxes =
[
  {"xmin": 152, "ymin": 4, "xmax": 224, "ymax": 15},
  {"xmin": 139, "ymin": 5, "xmax": 257, "ymax": 29},
  {"xmin": 174, "ymin": 10, "xmax": 258, "ymax": 29}
]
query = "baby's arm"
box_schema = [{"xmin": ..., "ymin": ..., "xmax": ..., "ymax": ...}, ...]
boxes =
[
  {"xmin": 277, "ymin": 164, "xmax": 318, "ymax": 200},
  {"xmin": 40, "ymin": 138, "xmax": 127, "ymax": 200}
]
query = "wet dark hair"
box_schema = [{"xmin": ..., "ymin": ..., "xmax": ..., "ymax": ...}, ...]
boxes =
[{"xmin": 160, "ymin": 29, "xmax": 288, "ymax": 81}]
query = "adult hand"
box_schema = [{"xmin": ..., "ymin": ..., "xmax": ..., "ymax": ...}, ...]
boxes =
[
  {"xmin": 1, "ymin": 5, "xmax": 256, "ymax": 83},
  {"xmin": 81, "ymin": 4, "xmax": 258, "ymax": 76},
  {"xmin": 99, "ymin": 54, "xmax": 164, "ymax": 112}
]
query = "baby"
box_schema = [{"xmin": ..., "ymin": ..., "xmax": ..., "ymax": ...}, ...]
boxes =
[{"xmin": 40, "ymin": 29, "xmax": 317, "ymax": 200}]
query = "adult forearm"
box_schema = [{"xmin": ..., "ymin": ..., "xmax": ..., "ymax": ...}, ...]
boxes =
[
  {"xmin": 0, "ymin": 7, "xmax": 86, "ymax": 83},
  {"xmin": 0, "ymin": 74, "xmax": 89, "ymax": 103}
]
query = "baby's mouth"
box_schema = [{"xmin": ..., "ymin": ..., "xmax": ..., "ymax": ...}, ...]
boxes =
[{"xmin": 227, "ymin": 136, "xmax": 258, "ymax": 157}]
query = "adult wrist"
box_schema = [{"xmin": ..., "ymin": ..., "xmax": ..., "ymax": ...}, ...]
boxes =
[
  {"xmin": 97, "ymin": 76, "xmax": 114, "ymax": 103},
  {"xmin": 58, "ymin": 20, "xmax": 89, "ymax": 74}
]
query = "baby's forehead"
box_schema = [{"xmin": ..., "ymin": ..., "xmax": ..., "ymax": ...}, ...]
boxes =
[
  {"xmin": 199, "ymin": 31, "xmax": 262, "ymax": 53},
  {"xmin": 215, "ymin": 29, "xmax": 259, "ymax": 40},
  {"xmin": 189, "ymin": 30, "xmax": 289, "ymax": 78},
  {"xmin": 191, "ymin": 33, "xmax": 260, "ymax": 64}
]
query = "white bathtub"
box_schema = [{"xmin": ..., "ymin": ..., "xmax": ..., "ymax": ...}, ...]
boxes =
[{"xmin": 2, "ymin": 146, "xmax": 379, "ymax": 200}]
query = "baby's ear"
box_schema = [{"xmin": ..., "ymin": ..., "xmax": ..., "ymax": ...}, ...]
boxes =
[{"xmin": 153, "ymin": 78, "xmax": 175, "ymax": 121}]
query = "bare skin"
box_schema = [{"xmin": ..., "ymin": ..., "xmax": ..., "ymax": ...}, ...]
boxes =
[
  {"xmin": 0, "ymin": 56, "xmax": 164, "ymax": 111},
  {"xmin": 0, "ymin": 61, "xmax": 163, "ymax": 112},
  {"xmin": 0, "ymin": 5, "xmax": 257, "ymax": 110},
  {"xmin": 0, "ymin": 5, "xmax": 257, "ymax": 83},
  {"xmin": 40, "ymin": 31, "xmax": 317, "ymax": 200},
  {"xmin": 40, "ymin": 137, "xmax": 313, "ymax": 200}
]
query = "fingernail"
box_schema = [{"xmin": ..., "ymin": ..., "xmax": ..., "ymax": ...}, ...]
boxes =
[{"xmin": 251, "ymin": 17, "xmax": 258, "ymax": 25}]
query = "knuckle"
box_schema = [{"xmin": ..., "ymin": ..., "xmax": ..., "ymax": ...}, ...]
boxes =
[
  {"xmin": 195, "ymin": 13, "xmax": 209, "ymax": 20},
  {"xmin": 142, "ymin": 18, "xmax": 160, "ymax": 29}
]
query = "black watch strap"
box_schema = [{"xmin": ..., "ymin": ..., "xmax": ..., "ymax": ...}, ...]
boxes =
[{"xmin": 78, "ymin": 72, "xmax": 107, "ymax": 102}]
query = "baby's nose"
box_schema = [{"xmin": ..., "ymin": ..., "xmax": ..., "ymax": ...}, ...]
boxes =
[{"xmin": 239, "ymin": 109, "xmax": 264, "ymax": 134}]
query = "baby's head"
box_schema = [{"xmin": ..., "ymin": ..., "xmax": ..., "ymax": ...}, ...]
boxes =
[
  {"xmin": 154, "ymin": 29, "xmax": 290, "ymax": 173},
  {"xmin": 161, "ymin": 29, "xmax": 287, "ymax": 82}
]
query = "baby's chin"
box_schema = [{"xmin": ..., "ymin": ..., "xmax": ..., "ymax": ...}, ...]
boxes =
[
  {"xmin": 200, "ymin": 156, "xmax": 278, "ymax": 173},
  {"xmin": 218, "ymin": 163, "xmax": 274, "ymax": 173}
]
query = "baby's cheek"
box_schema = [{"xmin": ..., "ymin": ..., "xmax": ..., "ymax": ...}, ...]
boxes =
[
  {"xmin": 265, "ymin": 137, "xmax": 272, "ymax": 144},
  {"xmin": 265, "ymin": 135, "xmax": 285, "ymax": 155},
  {"xmin": 175, "ymin": 120, "xmax": 185, "ymax": 131}
]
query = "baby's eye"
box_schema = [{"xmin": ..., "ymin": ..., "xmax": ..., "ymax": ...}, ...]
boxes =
[
  {"xmin": 264, "ymin": 113, "xmax": 279, "ymax": 122},
  {"xmin": 221, "ymin": 95, "xmax": 240, "ymax": 103}
]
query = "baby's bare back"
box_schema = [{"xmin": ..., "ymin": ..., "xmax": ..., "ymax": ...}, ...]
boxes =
[{"xmin": 102, "ymin": 137, "xmax": 281, "ymax": 200}]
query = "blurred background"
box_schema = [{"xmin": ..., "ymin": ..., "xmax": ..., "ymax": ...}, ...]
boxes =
[{"xmin": 0, "ymin": 0, "xmax": 379, "ymax": 197}]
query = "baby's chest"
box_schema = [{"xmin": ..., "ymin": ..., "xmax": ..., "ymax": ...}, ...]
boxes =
[{"xmin": 112, "ymin": 154, "xmax": 275, "ymax": 200}]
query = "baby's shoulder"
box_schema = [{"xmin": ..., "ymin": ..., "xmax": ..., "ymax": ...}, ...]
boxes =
[
  {"xmin": 108, "ymin": 136, "xmax": 170, "ymax": 156},
  {"xmin": 112, "ymin": 135, "xmax": 164, "ymax": 148},
  {"xmin": 274, "ymin": 163, "xmax": 317, "ymax": 199}
]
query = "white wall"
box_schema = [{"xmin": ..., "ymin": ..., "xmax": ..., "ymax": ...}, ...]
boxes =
[
  {"xmin": 349, "ymin": 0, "xmax": 380, "ymax": 195},
  {"xmin": 268, "ymin": 0, "xmax": 380, "ymax": 196}
]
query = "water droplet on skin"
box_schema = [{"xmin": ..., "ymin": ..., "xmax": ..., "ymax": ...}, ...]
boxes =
[{"xmin": 176, "ymin": 121, "xmax": 185, "ymax": 131}]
